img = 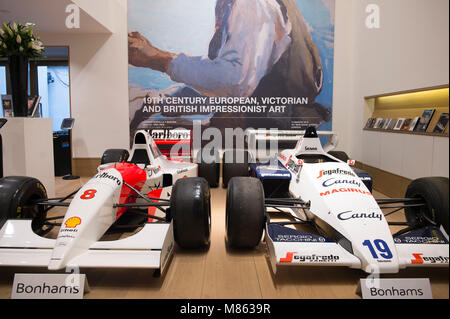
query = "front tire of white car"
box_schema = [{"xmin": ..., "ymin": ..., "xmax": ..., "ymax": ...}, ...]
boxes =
[
  {"xmin": 226, "ymin": 177, "xmax": 265, "ymax": 248},
  {"xmin": 171, "ymin": 177, "xmax": 211, "ymax": 249},
  {"xmin": 405, "ymin": 177, "xmax": 449, "ymax": 234},
  {"xmin": 0, "ymin": 176, "xmax": 48, "ymax": 233}
]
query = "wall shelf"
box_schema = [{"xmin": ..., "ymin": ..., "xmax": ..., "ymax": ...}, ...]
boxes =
[
  {"xmin": 363, "ymin": 127, "xmax": 449, "ymax": 138},
  {"xmin": 363, "ymin": 86, "xmax": 449, "ymax": 136}
]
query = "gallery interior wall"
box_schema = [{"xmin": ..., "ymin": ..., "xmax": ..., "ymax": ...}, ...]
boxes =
[
  {"xmin": 39, "ymin": 0, "xmax": 129, "ymax": 159},
  {"xmin": 21, "ymin": 0, "xmax": 448, "ymax": 180},
  {"xmin": 345, "ymin": 0, "xmax": 449, "ymax": 179}
]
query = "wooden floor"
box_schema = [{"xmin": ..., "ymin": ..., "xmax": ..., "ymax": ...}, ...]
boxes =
[{"xmin": 0, "ymin": 177, "xmax": 448, "ymax": 299}]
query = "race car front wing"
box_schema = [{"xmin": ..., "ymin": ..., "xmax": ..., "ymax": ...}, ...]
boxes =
[
  {"xmin": 265, "ymin": 223, "xmax": 449, "ymax": 274},
  {"xmin": 0, "ymin": 220, "xmax": 174, "ymax": 272}
]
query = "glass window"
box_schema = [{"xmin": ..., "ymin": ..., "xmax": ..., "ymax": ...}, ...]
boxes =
[{"xmin": 0, "ymin": 66, "xmax": 7, "ymax": 117}]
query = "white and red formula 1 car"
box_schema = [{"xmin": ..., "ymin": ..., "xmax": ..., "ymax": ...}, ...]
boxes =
[
  {"xmin": 225, "ymin": 127, "xmax": 449, "ymax": 274},
  {"xmin": 0, "ymin": 130, "xmax": 211, "ymax": 274}
]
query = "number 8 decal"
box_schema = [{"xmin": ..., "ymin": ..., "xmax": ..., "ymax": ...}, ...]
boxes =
[
  {"xmin": 80, "ymin": 189, "xmax": 97, "ymax": 200},
  {"xmin": 362, "ymin": 239, "xmax": 393, "ymax": 259}
]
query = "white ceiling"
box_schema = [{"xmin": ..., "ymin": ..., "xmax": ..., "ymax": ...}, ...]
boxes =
[{"xmin": 0, "ymin": 0, "xmax": 112, "ymax": 34}]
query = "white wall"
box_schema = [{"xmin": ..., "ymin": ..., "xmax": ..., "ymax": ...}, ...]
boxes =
[
  {"xmin": 332, "ymin": 0, "xmax": 449, "ymax": 179},
  {"xmin": 39, "ymin": 0, "xmax": 130, "ymax": 158}
]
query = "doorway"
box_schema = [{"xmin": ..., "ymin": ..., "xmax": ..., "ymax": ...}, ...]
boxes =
[{"xmin": 0, "ymin": 46, "xmax": 73, "ymax": 176}]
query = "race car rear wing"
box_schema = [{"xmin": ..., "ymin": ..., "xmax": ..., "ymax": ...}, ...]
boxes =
[{"xmin": 246, "ymin": 129, "xmax": 339, "ymax": 162}]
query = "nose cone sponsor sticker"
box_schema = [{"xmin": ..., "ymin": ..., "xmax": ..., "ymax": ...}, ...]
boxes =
[{"xmin": 65, "ymin": 217, "xmax": 81, "ymax": 228}]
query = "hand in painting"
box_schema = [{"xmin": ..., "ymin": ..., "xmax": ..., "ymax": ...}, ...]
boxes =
[{"xmin": 128, "ymin": 31, "xmax": 175, "ymax": 73}]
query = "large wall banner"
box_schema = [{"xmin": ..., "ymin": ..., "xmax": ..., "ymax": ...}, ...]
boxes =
[{"xmin": 128, "ymin": 0, "xmax": 335, "ymax": 139}]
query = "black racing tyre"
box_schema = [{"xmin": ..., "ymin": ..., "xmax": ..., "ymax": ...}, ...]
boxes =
[
  {"xmin": 328, "ymin": 151, "xmax": 349, "ymax": 162},
  {"xmin": 196, "ymin": 150, "xmax": 220, "ymax": 188},
  {"xmin": 0, "ymin": 176, "xmax": 48, "ymax": 232},
  {"xmin": 171, "ymin": 177, "xmax": 211, "ymax": 248},
  {"xmin": 222, "ymin": 150, "xmax": 250, "ymax": 188},
  {"xmin": 226, "ymin": 177, "xmax": 265, "ymax": 248},
  {"xmin": 101, "ymin": 149, "xmax": 130, "ymax": 165},
  {"xmin": 404, "ymin": 177, "xmax": 449, "ymax": 234}
]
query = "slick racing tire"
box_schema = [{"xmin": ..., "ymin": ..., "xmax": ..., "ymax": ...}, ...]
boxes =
[
  {"xmin": 405, "ymin": 177, "xmax": 449, "ymax": 234},
  {"xmin": 196, "ymin": 150, "xmax": 220, "ymax": 188},
  {"xmin": 222, "ymin": 150, "xmax": 251, "ymax": 188},
  {"xmin": 101, "ymin": 149, "xmax": 130, "ymax": 165},
  {"xmin": 171, "ymin": 177, "xmax": 211, "ymax": 248},
  {"xmin": 328, "ymin": 151, "xmax": 349, "ymax": 163},
  {"xmin": 0, "ymin": 176, "xmax": 48, "ymax": 232},
  {"xmin": 226, "ymin": 177, "xmax": 265, "ymax": 248}
]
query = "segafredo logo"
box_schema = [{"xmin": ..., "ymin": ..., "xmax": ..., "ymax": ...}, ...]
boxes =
[
  {"xmin": 337, "ymin": 210, "xmax": 383, "ymax": 221},
  {"xmin": 411, "ymin": 253, "xmax": 449, "ymax": 264},
  {"xmin": 94, "ymin": 171, "xmax": 122, "ymax": 186},
  {"xmin": 317, "ymin": 168, "xmax": 356, "ymax": 179},
  {"xmin": 279, "ymin": 252, "xmax": 339, "ymax": 263}
]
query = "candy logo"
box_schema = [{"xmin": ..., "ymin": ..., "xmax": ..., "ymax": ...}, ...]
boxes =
[{"xmin": 65, "ymin": 217, "xmax": 82, "ymax": 228}]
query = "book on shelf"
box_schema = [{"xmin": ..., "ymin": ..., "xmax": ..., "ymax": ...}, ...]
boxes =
[
  {"xmin": 401, "ymin": 118, "xmax": 412, "ymax": 130},
  {"xmin": 382, "ymin": 118, "xmax": 391, "ymax": 130},
  {"xmin": 394, "ymin": 118, "xmax": 405, "ymax": 130},
  {"xmin": 1, "ymin": 95, "xmax": 14, "ymax": 117},
  {"xmin": 433, "ymin": 113, "xmax": 449, "ymax": 134},
  {"xmin": 364, "ymin": 118, "xmax": 375, "ymax": 129},
  {"xmin": 373, "ymin": 118, "xmax": 383, "ymax": 129},
  {"xmin": 409, "ymin": 116, "xmax": 420, "ymax": 131},
  {"xmin": 414, "ymin": 109, "xmax": 435, "ymax": 132},
  {"xmin": 387, "ymin": 118, "xmax": 397, "ymax": 130}
]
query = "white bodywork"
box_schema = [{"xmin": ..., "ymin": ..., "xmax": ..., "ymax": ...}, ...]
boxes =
[
  {"xmin": 264, "ymin": 132, "xmax": 449, "ymax": 274},
  {"xmin": 0, "ymin": 130, "xmax": 196, "ymax": 271}
]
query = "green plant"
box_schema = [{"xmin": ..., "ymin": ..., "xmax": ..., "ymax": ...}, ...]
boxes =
[{"xmin": 0, "ymin": 22, "xmax": 44, "ymax": 58}]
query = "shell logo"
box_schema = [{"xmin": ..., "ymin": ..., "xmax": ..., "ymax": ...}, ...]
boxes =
[{"xmin": 65, "ymin": 217, "xmax": 82, "ymax": 228}]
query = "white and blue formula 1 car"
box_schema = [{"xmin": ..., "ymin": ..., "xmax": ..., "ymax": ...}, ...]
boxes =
[
  {"xmin": 225, "ymin": 127, "xmax": 449, "ymax": 274},
  {"xmin": 0, "ymin": 130, "xmax": 211, "ymax": 274}
]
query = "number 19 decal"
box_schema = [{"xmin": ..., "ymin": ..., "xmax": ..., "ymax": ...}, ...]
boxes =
[
  {"xmin": 80, "ymin": 189, "xmax": 97, "ymax": 200},
  {"xmin": 363, "ymin": 239, "xmax": 393, "ymax": 259}
]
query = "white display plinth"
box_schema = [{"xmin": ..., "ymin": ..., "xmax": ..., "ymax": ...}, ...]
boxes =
[{"xmin": 1, "ymin": 118, "xmax": 55, "ymax": 197}]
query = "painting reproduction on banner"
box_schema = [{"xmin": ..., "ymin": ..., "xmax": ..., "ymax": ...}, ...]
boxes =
[{"xmin": 128, "ymin": 0, "xmax": 335, "ymax": 142}]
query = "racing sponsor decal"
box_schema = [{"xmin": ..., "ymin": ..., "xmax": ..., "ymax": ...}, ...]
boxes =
[
  {"xmin": 279, "ymin": 252, "xmax": 340, "ymax": 263},
  {"xmin": 393, "ymin": 227, "xmax": 448, "ymax": 244},
  {"xmin": 337, "ymin": 210, "xmax": 383, "ymax": 221},
  {"xmin": 317, "ymin": 168, "xmax": 356, "ymax": 179},
  {"xmin": 151, "ymin": 129, "xmax": 190, "ymax": 140},
  {"xmin": 176, "ymin": 168, "xmax": 188, "ymax": 174},
  {"xmin": 94, "ymin": 172, "xmax": 122, "ymax": 186},
  {"xmin": 347, "ymin": 159, "xmax": 355, "ymax": 166},
  {"xmin": 268, "ymin": 224, "xmax": 332, "ymax": 243},
  {"xmin": 322, "ymin": 178, "xmax": 361, "ymax": 188},
  {"xmin": 319, "ymin": 188, "xmax": 372, "ymax": 197},
  {"xmin": 286, "ymin": 158, "xmax": 301, "ymax": 174},
  {"xmin": 304, "ymin": 146, "xmax": 318, "ymax": 151},
  {"xmin": 410, "ymin": 253, "xmax": 449, "ymax": 265},
  {"xmin": 64, "ymin": 217, "xmax": 81, "ymax": 228}
]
